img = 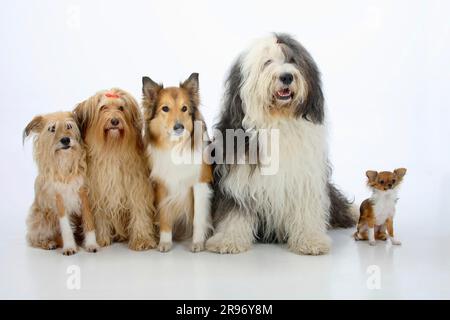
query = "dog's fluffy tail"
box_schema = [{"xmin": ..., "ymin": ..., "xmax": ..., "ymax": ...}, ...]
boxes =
[{"xmin": 328, "ymin": 183, "xmax": 358, "ymax": 228}]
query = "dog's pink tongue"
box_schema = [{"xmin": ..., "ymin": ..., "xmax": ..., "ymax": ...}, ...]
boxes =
[{"xmin": 277, "ymin": 88, "xmax": 291, "ymax": 96}]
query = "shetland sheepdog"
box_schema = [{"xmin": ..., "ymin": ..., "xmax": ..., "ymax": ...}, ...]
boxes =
[{"xmin": 142, "ymin": 73, "xmax": 213, "ymax": 252}]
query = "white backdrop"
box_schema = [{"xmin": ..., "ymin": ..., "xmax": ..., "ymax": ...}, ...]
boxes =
[{"xmin": 1, "ymin": 0, "xmax": 449, "ymax": 239}]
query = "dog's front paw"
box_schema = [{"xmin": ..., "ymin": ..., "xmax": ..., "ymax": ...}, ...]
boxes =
[
  {"xmin": 369, "ymin": 240, "xmax": 377, "ymax": 246},
  {"xmin": 85, "ymin": 243, "xmax": 100, "ymax": 253},
  {"xmin": 158, "ymin": 241, "xmax": 173, "ymax": 252},
  {"xmin": 391, "ymin": 239, "xmax": 402, "ymax": 246},
  {"xmin": 62, "ymin": 246, "xmax": 78, "ymax": 256},
  {"xmin": 288, "ymin": 233, "xmax": 331, "ymax": 255},
  {"xmin": 128, "ymin": 236, "xmax": 157, "ymax": 251},
  {"xmin": 191, "ymin": 242, "xmax": 205, "ymax": 253},
  {"xmin": 43, "ymin": 240, "xmax": 58, "ymax": 250},
  {"xmin": 97, "ymin": 237, "xmax": 112, "ymax": 248},
  {"xmin": 206, "ymin": 233, "xmax": 251, "ymax": 254}
]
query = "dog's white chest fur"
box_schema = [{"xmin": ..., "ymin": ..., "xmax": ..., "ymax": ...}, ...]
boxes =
[
  {"xmin": 149, "ymin": 146, "xmax": 201, "ymax": 195},
  {"xmin": 371, "ymin": 190, "xmax": 398, "ymax": 225},
  {"xmin": 221, "ymin": 118, "xmax": 329, "ymax": 237},
  {"xmin": 48, "ymin": 176, "xmax": 83, "ymax": 215}
]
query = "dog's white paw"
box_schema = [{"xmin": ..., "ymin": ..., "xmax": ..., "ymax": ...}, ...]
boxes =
[
  {"xmin": 191, "ymin": 242, "xmax": 205, "ymax": 253},
  {"xmin": 369, "ymin": 240, "xmax": 377, "ymax": 246},
  {"xmin": 158, "ymin": 241, "xmax": 173, "ymax": 253},
  {"xmin": 62, "ymin": 246, "xmax": 78, "ymax": 256},
  {"xmin": 85, "ymin": 243, "xmax": 100, "ymax": 253},
  {"xmin": 288, "ymin": 234, "xmax": 331, "ymax": 255},
  {"xmin": 206, "ymin": 233, "xmax": 251, "ymax": 254},
  {"xmin": 391, "ymin": 239, "xmax": 402, "ymax": 246}
]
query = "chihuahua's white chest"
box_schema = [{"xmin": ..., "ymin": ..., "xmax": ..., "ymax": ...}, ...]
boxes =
[
  {"xmin": 371, "ymin": 189, "xmax": 398, "ymax": 225},
  {"xmin": 149, "ymin": 146, "xmax": 202, "ymax": 195}
]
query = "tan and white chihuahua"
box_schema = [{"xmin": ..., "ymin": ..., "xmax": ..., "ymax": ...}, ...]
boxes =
[
  {"xmin": 24, "ymin": 111, "xmax": 99, "ymax": 255},
  {"xmin": 354, "ymin": 168, "xmax": 407, "ymax": 246},
  {"xmin": 142, "ymin": 73, "xmax": 213, "ymax": 252}
]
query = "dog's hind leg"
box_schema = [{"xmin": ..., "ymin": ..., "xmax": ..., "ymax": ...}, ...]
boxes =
[
  {"xmin": 26, "ymin": 204, "xmax": 59, "ymax": 250},
  {"xmin": 206, "ymin": 209, "xmax": 255, "ymax": 254}
]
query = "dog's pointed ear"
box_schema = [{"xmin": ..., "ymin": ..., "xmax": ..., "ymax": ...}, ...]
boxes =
[
  {"xmin": 181, "ymin": 73, "xmax": 200, "ymax": 106},
  {"xmin": 394, "ymin": 168, "xmax": 407, "ymax": 179},
  {"xmin": 23, "ymin": 115, "xmax": 44, "ymax": 143},
  {"xmin": 142, "ymin": 76, "xmax": 163, "ymax": 103},
  {"xmin": 366, "ymin": 170, "xmax": 378, "ymax": 183}
]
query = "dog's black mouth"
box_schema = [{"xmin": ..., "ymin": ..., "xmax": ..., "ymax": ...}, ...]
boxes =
[
  {"xmin": 57, "ymin": 145, "xmax": 71, "ymax": 151},
  {"xmin": 275, "ymin": 88, "xmax": 293, "ymax": 100}
]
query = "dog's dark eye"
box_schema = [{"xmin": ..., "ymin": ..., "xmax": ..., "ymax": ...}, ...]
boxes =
[
  {"xmin": 100, "ymin": 105, "xmax": 107, "ymax": 112},
  {"xmin": 48, "ymin": 125, "xmax": 55, "ymax": 133},
  {"xmin": 118, "ymin": 106, "xmax": 124, "ymax": 112},
  {"xmin": 264, "ymin": 59, "xmax": 272, "ymax": 67},
  {"xmin": 379, "ymin": 180, "xmax": 385, "ymax": 184},
  {"xmin": 181, "ymin": 106, "xmax": 188, "ymax": 112},
  {"xmin": 66, "ymin": 123, "xmax": 72, "ymax": 130},
  {"xmin": 392, "ymin": 179, "xmax": 396, "ymax": 184},
  {"xmin": 289, "ymin": 57, "xmax": 296, "ymax": 64},
  {"xmin": 162, "ymin": 106, "xmax": 169, "ymax": 112}
]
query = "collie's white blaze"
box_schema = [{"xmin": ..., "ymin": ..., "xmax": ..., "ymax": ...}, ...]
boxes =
[
  {"xmin": 192, "ymin": 183, "xmax": 213, "ymax": 245},
  {"xmin": 59, "ymin": 215, "xmax": 76, "ymax": 250},
  {"xmin": 239, "ymin": 35, "xmax": 307, "ymax": 129}
]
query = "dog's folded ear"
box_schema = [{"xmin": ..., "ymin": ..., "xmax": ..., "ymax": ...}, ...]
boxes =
[
  {"xmin": 366, "ymin": 170, "xmax": 378, "ymax": 183},
  {"xmin": 73, "ymin": 102, "xmax": 89, "ymax": 138},
  {"xmin": 394, "ymin": 168, "xmax": 407, "ymax": 179},
  {"xmin": 23, "ymin": 115, "xmax": 44, "ymax": 143},
  {"xmin": 181, "ymin": 73, "xmax": 200, "ymax": 106},
  {"xmin": 142, "ymin": 77, "xmax": 163, "ymax": 104}
]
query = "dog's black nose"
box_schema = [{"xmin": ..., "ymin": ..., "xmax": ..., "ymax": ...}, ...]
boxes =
[
  {"xmin": 111, "ymin": 118, "xmax": 119, "ymax": 126},
  {"xmin": 280, "ymin": 73, "xmax": 293, "ymax": 85},
  {"xmin": 388, "ymin": 183, "xmax": 392, "ymax": 188},
  {"xmin": 60, "ymin": 137, "xmax": 71, "ymax": 146},
  {"xmin": 173, "ymin": 123, "xmax": 184, "ymax": 131}
]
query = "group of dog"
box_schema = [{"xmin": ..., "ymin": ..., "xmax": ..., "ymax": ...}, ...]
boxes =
[{"xmin": 23, "ymin": 33, "xmax": 406, "ymax": 256}]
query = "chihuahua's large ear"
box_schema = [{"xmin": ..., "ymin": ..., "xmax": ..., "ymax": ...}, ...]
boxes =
[
  {"xmin": 23, "ymin": 115, "xmax": 44, "ymax": 143},
  {"xmin": 181, "ymin": 73, "xmax": 200, "ymax": 106},
  {"xmin": 366, "ymin": 170, "xmax": 378, "ymax": 183},
  {"xmin": 394, "ymin": 168, "xmax": 407, "ymax": 178},
  {"xmin": 142, "ymin": 76, "xmax": 163, "ymax": 104}
]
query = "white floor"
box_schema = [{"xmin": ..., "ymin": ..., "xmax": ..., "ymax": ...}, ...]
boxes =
[{"xmin": 1, "ymin": 215, "xmax": 449, "ymax": 300}]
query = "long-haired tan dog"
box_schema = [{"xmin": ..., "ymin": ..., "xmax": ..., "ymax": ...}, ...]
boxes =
[
  {"xmin": 142, "ymin": 73, "xmax": 213, "ymax": 252},
  {"xmin": 74, "ymin": 89, "xmax": 157, "ymax": 250},
  {"xmin": 24, "ymin": 111, "xmax": 99, "ymax": 255}
]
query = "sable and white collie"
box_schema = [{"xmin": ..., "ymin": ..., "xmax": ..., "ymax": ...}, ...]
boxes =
[
  {"xmin": 206, "ymin": 33, "xmax": 356, "ymax": 255},
  {"xmin": 24, "ymin": 111, "xmax": 99, "ymax": 255},
  {"xmin": 74, "ymin": 89, "xmax": 157, "ymax": 250},
  {"xmin": 142, "ymin": 73, "xmax": 213, "ymax": 252}
]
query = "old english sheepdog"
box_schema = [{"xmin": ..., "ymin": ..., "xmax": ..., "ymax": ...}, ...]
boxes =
[{"xmin": 206, "ymin": 33, "xmax": 356, "ymax": 255}]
